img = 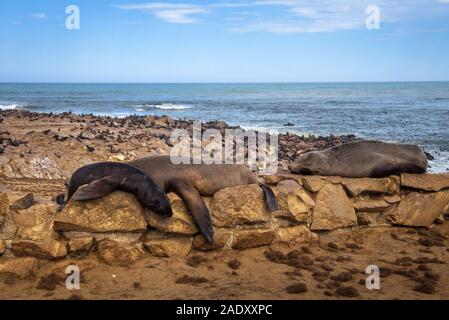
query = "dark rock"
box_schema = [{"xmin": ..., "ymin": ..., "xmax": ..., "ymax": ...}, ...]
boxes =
[{"xmin": 10, "ymin": 193, "xmax": 37, "ymax": 210}]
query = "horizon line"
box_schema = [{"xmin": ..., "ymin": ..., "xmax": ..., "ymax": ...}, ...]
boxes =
[{"xmin": 1, "ymin": 80, "xmax": 449, "ymax": 84}]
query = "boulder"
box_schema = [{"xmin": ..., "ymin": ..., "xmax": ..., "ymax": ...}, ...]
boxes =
[
  {"xmin": 274, "ymin": 225, "xmax": 317, "ymax": 246},
  {"xmin": 193, "ymin": 229, "xmax": 232, "ymax": 251},
  {"xmin": 12, "ymin": 203, "xmax": 58, "ymax": 241},
  {"xmin": 68, "ymin": 237, "xmax": 94, "ymax": 253},
  {"xmin": 310, "ymin": 184, "xmax": 357, "ymax": 231},
  {"xmin": 0, "ymin": 192, "xmax": 8, "ymax": 226},
  {"xmin": 144, "ymin": 232, "xmax": 192, "ymax": 257},
  {"xmin": 0, "ymin": 257, "xmax": 38, "ymax": 279},
  {"xmin": 401, "ymin": 173, "xmax": 449, "ymax": 192},
  {"xmin": 342, "ymin": 177, "xmax": 399, "ymax": 197},
  {"xmin": 10, "ymin": 193, "xmax": 37, "ymax": 211},
  {"xmin": 11, "ymin": 239, "xmax": 67, "ymax": 260},
  {"xmin": 352, "ymin": 199, "xmax": 390, "ymax": 212},
  {"xmin": 233, "ymin": 229, "xmax": 275, "ymax": 249},
  {"xmin": 97, "ymin": 239, "xmax": 145, "ymax": 266},
  {"xmin": 211, "ymin": 185, "xmax": 270, "ymax": 228},
  {"xmin": 387, "ymin": 190, "xmax": 449, "ymax": 227},
  {"xmin": 54, "ymin": 191, "xmax": 147, "ymax": 233},
  {"xmin": 146, "ymin": 193, "xmax": 199, "ymax": 235},
  {"xmin": 273, "ymin": 180, "xmax": 312, "ymax": 223}
]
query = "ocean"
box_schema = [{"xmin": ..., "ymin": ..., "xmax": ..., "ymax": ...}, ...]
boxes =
[{"xmin": 1, "ymin": 82, "xmax": 448, "ymax": 172}]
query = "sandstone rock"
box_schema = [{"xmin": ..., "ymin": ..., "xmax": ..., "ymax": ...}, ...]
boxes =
[
  {"xmin": 12, "ymin": 203, "xmax": 58, "ymax": 241},
  {"xmin": 0, "ymin": 240, "xmax": 5, "ymax": 254},
  {"xmin": 233, "ymin": 229, "xmax": 275, "ymax": 249},
  {"xmin": 273, "ymin": 180, "xmax": 311, "ymax": 223},
  {"xmin": 301, "ymin": 176, "xmax": 328, "ymax": 192},
  {"xmin": 311, "ymin": 184, "xmax": 357, "ymax": 231},
  {"xmin": 301, "ymin": 176, "xmax": 341, "ymax": 193},
  {"xmin": 54, "ymin": 191, "xmax": 147, "ymax": 233},
  {"xmin": 11, "ymin": 239, "xmax": 67, "ymax": 260},
  {"xmin": 0, "ymin": 257, "xmax": 38, "ymax": 279},
  {"xmin": 384, "ymin": 194, "xmax": 402, "ymax": 204},
  {"xmin": 356, "ymin": 212, "xmax": 390, "ymax": 227},
  {"xmin": 0, "ymin": 192, "xmax": 8, "ymax": 226},
  {"xmin": 97, "ymin": 239, "xmax": 145, "ymax": 266},
  {"xmin": 193, "ymin": 229, "xmax": 232, "ymax": 251},
  {"xmin": 68, "ymin": 237, "xmax": 94, "ymax": 253},
  {"xmin": 211, "ymin": 185, "xmax": 270, "ymax": 228},
  {"xmin": 264, "ymin": 174, "xmax": 302, "ymax": 185},
  {"xmin": 63, "ymin": 231, "xmax": 142, "ymax": 243},
  {"xmin": 274, "ymin": 225, "xmax": 317, "ymax": 246},
  {"xmin": 146, "ymin": 193, "xmax": 199, "ymax": 235},
  {"xmin": 144, "ymin": 233, "xmax": 192, "ymax": 257},
  {"xmin": 401, "ymin": 173, "xmax": 449, "ymax": 192},
  {"xmin": 352, "ymin": 199, "xmax": 390, "ymax": 212},
  {"xmin": 342, "ymin": 177, "xmax": 399, "ymax": 197},
  {"xmin": 10, "ymin": 193, "xmax": 37, "ymax": 210},
  {"xmin": 387, "ymin": 190, "xmax": 449, "ymax": 227}
]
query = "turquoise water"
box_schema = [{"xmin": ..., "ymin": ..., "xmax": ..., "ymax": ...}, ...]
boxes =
[{"xmin": 1, "ymin": 82, "xmax": 448, "ymax": 171}]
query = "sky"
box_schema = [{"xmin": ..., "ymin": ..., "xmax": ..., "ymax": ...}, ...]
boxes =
[{"xmin": 0, "ymin": 0, "xmax": 449, "ymax": 82}]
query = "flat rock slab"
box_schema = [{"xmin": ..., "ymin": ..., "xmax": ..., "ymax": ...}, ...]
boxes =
[
  {"xmin": 401, "ymin": 173, "xmax": 449, "ymax": 192},
  {"xmin": 342, "ymin": 177, "xmax": 399, "ymax": 197},
  {"xmin": 352, "ymin": 199, "xmax": 390, "ymax": 212},
  {"xmin": 311, "ymin": 184, "xmax": 357, "ymax": 231},
  {"xmin": 10, "ymin": 239, "xmax": 67, "ymax": 260},
  {"xmin": 301, "ymin": 176, "xmax": 341, "ymax": 193},
  {"xmin": 388, "ymin": 190, "xmax": 449, "ymax": 227},
  {"xmin": 54, "ymin": 191, "xmax": 147, "ymax": 233},
  {"xmin": 233, "ymin": 229, "xmax": 275, "ymax": 249},
  {"xmin": 274, "ymin": 225, "xmax": 317, "ymax": 246}
]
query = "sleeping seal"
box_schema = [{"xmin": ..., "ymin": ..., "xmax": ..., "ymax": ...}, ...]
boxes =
[
  {"xmin": 63, "ymin": 156, "xmax": 279, "ymax": 243},
  {"xmin": 128, "ymin": 155, "xmax": 279, "ymax": 243},
  {"xmin": 289, "ymin": 140, "xmax": 428, "ymax": 178},
  {"xmin": 64, "ymin": 162, "xmax": 172, "ymax": 216}
]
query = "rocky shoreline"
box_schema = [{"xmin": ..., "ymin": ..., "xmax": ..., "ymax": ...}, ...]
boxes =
[{"xmin": 1, "ymin": 110, "xmax": 449, "ymax": 300}]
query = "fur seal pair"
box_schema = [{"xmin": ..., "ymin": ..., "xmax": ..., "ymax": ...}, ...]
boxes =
[
  {"xmin": 289, "ymin": 140, "xmax": 428, "ymax": 178},
  {"xmin": 63, "ymin": 156, "xmax": 279, "ymax": 243}
]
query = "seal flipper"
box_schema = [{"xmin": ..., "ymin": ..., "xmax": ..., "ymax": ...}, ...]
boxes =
[
  {"xmin": 167, "ymin": 179, "xmax": 214, "ymax": 243},
  {"xmin": 72, "ymin": 176, "xmax": 123, "ymax": 201},
  {"xmin": 260, "ymin": 184, "xmax": 279, "ymax": 212}
]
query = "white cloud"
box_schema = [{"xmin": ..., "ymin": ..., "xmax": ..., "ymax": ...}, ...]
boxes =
[
  {"xmin": 113, "ymin": 3, "xmax": 207, "ymax": 24},
  {"xmin": 112, "ymin": 0, "xmax": 445, "ymax": 32},
  {"xmin": 31, "ymin": 13, "xmax": 47, "ymax": 19}
]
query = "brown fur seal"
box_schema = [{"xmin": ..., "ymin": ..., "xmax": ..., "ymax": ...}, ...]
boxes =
[
  {"xmin": 64, "ymin": 162, "xmax": 173, "ymax": 216},
  {"xmin": 128, "ymin": 155, "xmax": 279, "ymax": 243},
  {"xmin": 289, "ymin": 140, "xmax": 428, "ymax": 178}
]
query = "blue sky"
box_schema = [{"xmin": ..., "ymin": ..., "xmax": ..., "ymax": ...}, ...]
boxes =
[{"xmin": 0, "ymin": 0, "xmax": 449, "ymax": 82}]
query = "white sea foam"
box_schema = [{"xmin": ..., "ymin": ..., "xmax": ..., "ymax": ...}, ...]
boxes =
[
  {"xmin": 0, "ymin": 104, "xmax": 25, "ymax": 110},
  {"xmin": 133, "ymin": 103, "xmax": 192, "ymax": 111}
]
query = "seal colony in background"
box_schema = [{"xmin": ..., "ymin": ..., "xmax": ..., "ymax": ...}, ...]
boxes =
[{"xmin": 62, "ymin": 155, "xmax": 280, "ymax": 243}]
